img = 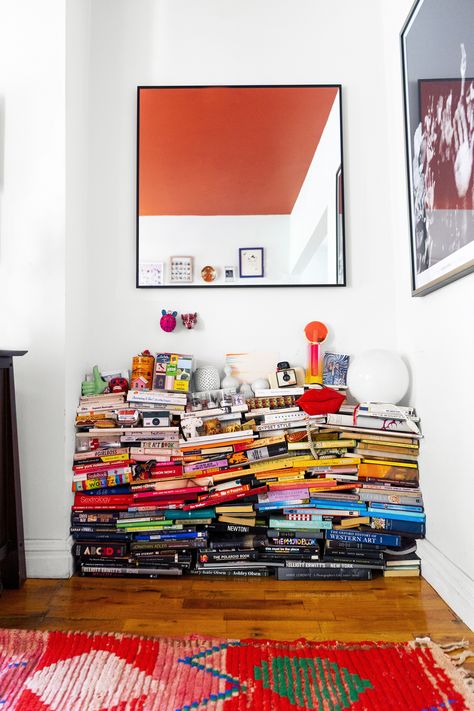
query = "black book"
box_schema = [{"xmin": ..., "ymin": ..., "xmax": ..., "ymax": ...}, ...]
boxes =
[
  {"xmin": 73, "ymin": 542, "xmax": 128, "ymax": 558},
  {"xmin": 322, "ymin": 555, "xmax": 385, "ymax": 569},
  {"xmin": 198, "ymin": 550, "xmax": 259, "ymax": 563},
  {"xmin": 209, "ymin": 534, "xmax": 267, "ymax": 550},
  {"xmin": 206, "ymin": 523, "xmax": 267, "ymax": 535},
  {"xmin": 275, "ymin": 567, "xmax": 373, "ymax": 581},
  {"xmin": 189, "ymin": 568, "xmax": 271, "ymax": 577},
  {"xmin": 325, "ymin": 540, "xmax": 386, "ymax": 552},
  {"xmin": 324, "ymin": 545, "xmax": 384, "ymax": 560},
  {"xmin": 72, "ymin": 532, "xmax": 132, "ymax": 543},
  {"xmin": 267, "ymin": 529, "xmax": 324, "ymax": 540}
]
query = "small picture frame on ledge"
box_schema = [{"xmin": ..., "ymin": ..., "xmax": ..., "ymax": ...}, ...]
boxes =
[
  {"xmin": 239, "ymin": 248, "xmax": 264, "ymax": 278},
  {"xmin": 169, "ymin": 256, "xmax": 193, "ymax": 283},
  {"xmin": 224, "ymin": 266, "xmax": 237, "ymax": 282}
]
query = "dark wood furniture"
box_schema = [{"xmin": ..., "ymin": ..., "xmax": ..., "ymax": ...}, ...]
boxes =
[{"xmin": 0, "ymin": 350, "xmax": 27, "ymax": 589}]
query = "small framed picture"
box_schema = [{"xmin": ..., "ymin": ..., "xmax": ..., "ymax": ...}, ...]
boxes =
[
  {"xmin": 239, "ymin": 248, "xmax": 264, "ymax": 278},
  {"xmin": 169, "ymin": 256, "xmax": 193, "ymax": 283},
  {"xmin": 139, "ymin": 262, "xmax": 164, "ymax": 286},
  {"xmin": 224, "ymin": 266, "xmax": 237, "ymax": 282}
]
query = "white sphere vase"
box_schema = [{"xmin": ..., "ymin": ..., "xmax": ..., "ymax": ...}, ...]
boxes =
[{"xmin": 347, "ymin": 349, "xmax": 409, "ymax": 404}]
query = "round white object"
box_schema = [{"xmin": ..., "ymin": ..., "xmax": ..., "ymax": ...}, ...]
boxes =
[
  {"xmin": 251, "ymin": 378, "xmax": 270, "ymax": 393},
  {"xmin": 221, "ymin": 365, "xmax": 239, "ymax": 389},
  {"xmin": 194, "ymin": 366, "xmax": 221, "ymax": 392},
  {"xmin": 347, "ymin": 349, "xmax": 409, "ymax": 404},
  {"xmin": 239, "ymin": 383, "xmax": 254, "ymax": 399}
]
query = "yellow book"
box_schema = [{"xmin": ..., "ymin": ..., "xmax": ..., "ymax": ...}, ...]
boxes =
[
  {"xmin": 306, "ymin": 457, "xmax": 361, "ymax": 467},
  {"xmin": 334, "ymin": 517, "xmax": 370, "ymax": 529},
  {"xmin": 360, "ymin": 439, "xmax": 419, "ymax": 450},
  {"xmin": 361, "ymin": 458, "xmax": 418, "ymax": 469},
  {"xmin": 218, "ymin": 515, "xmax": 257, "ymax": 526}
]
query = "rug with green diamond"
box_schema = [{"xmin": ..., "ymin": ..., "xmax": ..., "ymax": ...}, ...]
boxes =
[{"xmin": 0, "ymin": 629, "xmax": 472, "ymax": 710}]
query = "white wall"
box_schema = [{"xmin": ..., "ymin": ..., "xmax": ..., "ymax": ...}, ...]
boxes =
[
  {"xmin": 0, "ymin": 0, "xmax": 71, "ymax": 576},
  {"xmin": 382, "ymin": 0, "xmax": 474, "ymax": 629},
  {"xmin": 85, "ymin": 0, "xmax": 396, "ymax": 380}
]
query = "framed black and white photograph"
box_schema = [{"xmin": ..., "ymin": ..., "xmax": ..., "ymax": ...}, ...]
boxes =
[
  {"xmin": 239, "ymin": 248, "xmax": 264, "ymax": 278},
  {"xmin": 401, "ymin": 0, "xmax": 474, "ymax": 296},
  {"xmin": 224, "ymin": 266, "xmax": 236, "ymax": 282}
]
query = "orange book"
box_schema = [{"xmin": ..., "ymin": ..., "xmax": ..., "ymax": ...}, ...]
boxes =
[{"xmin": 358, "ymin": 462, "xmax": 418, "ymax": 483}]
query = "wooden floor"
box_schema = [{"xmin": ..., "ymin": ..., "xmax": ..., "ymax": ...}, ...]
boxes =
[{"xmin": 1, "ymin": 576, "xmax": 473, "ymax": 659}]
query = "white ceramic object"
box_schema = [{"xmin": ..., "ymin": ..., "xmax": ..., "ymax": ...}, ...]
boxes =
[
  {"xmin": 194, "ymin": 366, "xmax": 220, "ymax": 392},
  {"xmin": 251, "ymin": 378, "xmax": 270, "ymax": 393},
  {"xmin": 221, "ymin": 365, "xmax": 239, "ymax": 389},
  {"xmin": 239, "ymin": 383, "xmax": 254, "ymax": 399},
  {"xmin": 347, "ymin": 349, "xmax": 409, "ymax": 404}
]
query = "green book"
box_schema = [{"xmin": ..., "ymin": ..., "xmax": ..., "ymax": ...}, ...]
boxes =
[{"xmin": 269, "ymin": 518, "xmax": 333, "ymax": 530}]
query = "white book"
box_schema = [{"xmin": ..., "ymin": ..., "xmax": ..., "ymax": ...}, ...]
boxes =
[
  {"xmin": 180, "ymin": 430, "xmax": 254, "ymax": 445},
  {"xmin": 263, "ymin": 412, "xmax": 307, "ymax": 424},
  {"xmin": 127, "ymin": 389, "xmax": 187, "ymax": 404},
  {"xmin": 254, "ymin": 387, "xmax": 304, "ymax": 397},
  {"xmin": 325, "ymin": 413, "xmax": 420, "ymax": 435}
]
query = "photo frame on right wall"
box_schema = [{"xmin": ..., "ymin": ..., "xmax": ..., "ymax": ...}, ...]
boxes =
[{"xmin": 401, "ymin": 0, "xmax": 474, "ymax": 296}]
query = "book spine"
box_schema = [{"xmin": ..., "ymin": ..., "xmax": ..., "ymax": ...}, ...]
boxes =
[
  {"xmin": 276, "ymin": 567, "xmax": 372, "ymax": 580},
  {"xmin": 189, "ymin": 568, "xmax": 270, "ymax": 577},
  {"xmin": 370, "ymin": 518, "xmax": 425, "ymax": 535},
  {"xmin": 326, "ymin": 529, "xmax": 401, "ymax": 547},
  {"xmin": 73, "ymin": 543, "xmax": 127, "ymax": 557}
]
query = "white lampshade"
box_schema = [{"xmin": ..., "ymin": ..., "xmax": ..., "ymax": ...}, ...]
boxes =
[{"xmin": 347, "ymin": 349, "xmax": 409, "ymax": 404}]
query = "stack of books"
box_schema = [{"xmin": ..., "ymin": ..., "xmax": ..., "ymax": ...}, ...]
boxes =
[{"xmin": 70, "ymin": 372, "xmax": 425, "ymax": 580}]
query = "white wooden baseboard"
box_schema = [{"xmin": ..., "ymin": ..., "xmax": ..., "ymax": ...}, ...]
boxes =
[
  {"xmin": 419, "ymin": 539, "xmax": 474, "ymax": 631},
  {"xmin": 25, "ymin": 538, "xmax": 73, "ymax": 579}
]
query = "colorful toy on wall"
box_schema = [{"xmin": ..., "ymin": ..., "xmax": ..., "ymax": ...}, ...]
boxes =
[
  {"xmin": 181, "ymin": 312, "xmax": 198, "ymax": 329},
  {"xmin": 160, "ymin": 310, "xmax": 177, "ymax": 333},
  {"xmin": 304, "ymin": 321, "xmax": 328, "ymax": 385},
  {"xmin": 81, "ymin": 366, "xmax": 108, "ymax": 396}
]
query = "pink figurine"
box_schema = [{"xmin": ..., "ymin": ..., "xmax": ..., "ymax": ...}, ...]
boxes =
[
  {"xmin": 181, "ymin": 312, "xmax": 197, "ymax": 329},
  {"xmin": 160, "ymin": 310, "xmax": 177, "ymax": 332}
]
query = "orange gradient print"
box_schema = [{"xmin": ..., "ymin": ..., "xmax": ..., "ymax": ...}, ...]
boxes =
[{"xmin": 138, "ymin": 86, "xmax": 339, "ymax": 216}]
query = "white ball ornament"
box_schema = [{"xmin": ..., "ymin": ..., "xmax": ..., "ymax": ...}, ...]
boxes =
[
  {"xmin": 251, "ymin": 378, "xmax": 270, "ymax": 393},
  {"xmin": 347, "ymin": 349, "xmax": 409, "ymax": 404}
]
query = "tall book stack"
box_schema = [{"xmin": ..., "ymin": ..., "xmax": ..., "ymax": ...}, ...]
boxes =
[{"xmin": 70, "ymin": 370, "xmax": 424, "ymax": 579}]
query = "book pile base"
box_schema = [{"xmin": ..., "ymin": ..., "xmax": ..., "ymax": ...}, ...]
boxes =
[{"xmin": 71, "ymin": 368, "xmax": 424, "ymax": 580}]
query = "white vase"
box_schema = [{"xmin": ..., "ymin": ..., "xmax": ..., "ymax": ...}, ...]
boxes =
[{"xmin": 194, "ymin": 366, "xmax": 221, "ymax": 392}]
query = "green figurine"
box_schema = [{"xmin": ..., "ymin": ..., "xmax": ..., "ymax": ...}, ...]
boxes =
[{"xmin": 81, "ymin": 365, "xmax": 108, "ymax": 396}]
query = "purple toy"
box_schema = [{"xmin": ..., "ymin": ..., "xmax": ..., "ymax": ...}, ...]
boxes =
[{"xmin": 160, "ymin": 310, "xmax": 177, "ymax": 332}]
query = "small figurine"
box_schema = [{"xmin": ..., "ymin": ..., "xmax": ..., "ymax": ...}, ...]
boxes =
[
  {"xmin": 181, "ymin": 312, "xmax": 198, "ymax": 329},
  {"xmin": 181, "ymin": 415, "xmax": 203, "ymax": 439},
  {"xmin": 160, "ymin": 310, "xmax": 177, "ymax": 332},
  {"xmin": 81, "ymin": 366, "xmax": 108, "ymax": 396},
  {"xmin": 108, "ymin": 376, "xmax": 129, "ymax": 394}
]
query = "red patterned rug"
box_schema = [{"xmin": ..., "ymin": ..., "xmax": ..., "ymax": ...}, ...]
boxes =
[{"xmin": 0, "ymin": 630, "xmax": 472, "ymax": 710}]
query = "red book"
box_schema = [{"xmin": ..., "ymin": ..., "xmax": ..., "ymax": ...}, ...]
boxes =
[
  {"xmin": 72, "ymin": 460, "xmax": 134, "ymax": 475},
  {"xmin": 132, "ymin": 487, "xmax": 205, "ymax": 501},
  {"xmin": 73, "ymin": 493, "xmax": 134, "ymax": 507},
  {"xmin": 183, "ymin": 485, "xmax": 267, "ymax": 511},
  {"xmin": 72, "ymin": 505, "xmax": 129, "ymax": 511}
]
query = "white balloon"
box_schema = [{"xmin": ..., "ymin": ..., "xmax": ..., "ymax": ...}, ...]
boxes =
[{"xmin": 347, "ymin": 349, "xmax": 409, "ymax": 404}]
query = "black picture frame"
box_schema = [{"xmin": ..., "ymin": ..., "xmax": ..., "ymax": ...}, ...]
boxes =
[
  {"xmin": 400, "ymin": 0, "xmax": 474, "ymax": 296},
  {"xmin": 136, "ymin": 84, "xmax": 347, "ymax": 289}
]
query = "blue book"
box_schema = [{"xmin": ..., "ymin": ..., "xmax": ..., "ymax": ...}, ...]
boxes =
[
  {"xmin": 370, "ymin": 502, "xmax": 423, "ymax": 513},
  {"xmin": 134, "ymin": 531, "xmax": 208, "ymax": 541},
  {"xmin": 367, "ymin": 507, "xmax": 425, "ymax": 522},
  {"xmin": 370, "ymin": 518, "xmax": 425, "ymax": 535},
  {"xmin": 310, "ymin": 499, "xmax": 366, "ymax": 510},
  {"xmin": 81, "ymin": 485, "xmax": 131, "ymax": 496},
  {"xmin": 326, "ymin": 529, "xmax": 401, "ymax": 547}
]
